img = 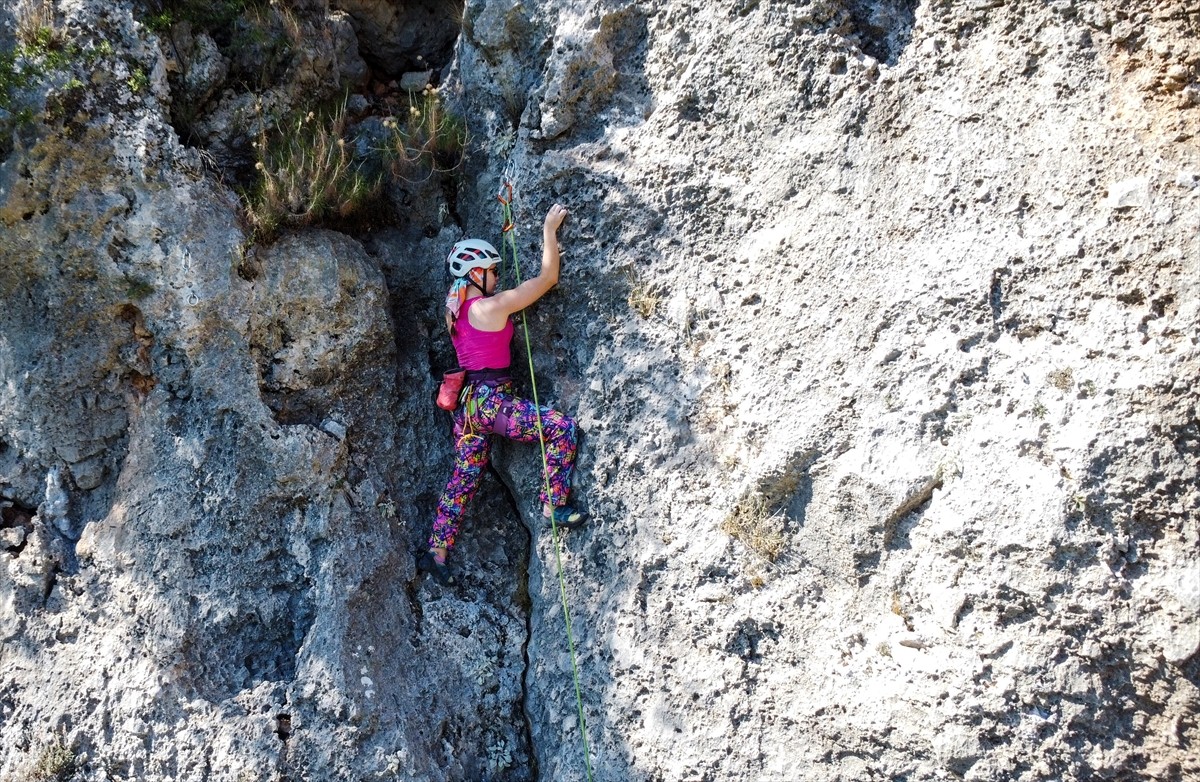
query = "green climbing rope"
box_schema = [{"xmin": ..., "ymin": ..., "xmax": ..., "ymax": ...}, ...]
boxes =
[{"xmin": 498, "ymin": 180, "xmax": 595, "ymax": 782}]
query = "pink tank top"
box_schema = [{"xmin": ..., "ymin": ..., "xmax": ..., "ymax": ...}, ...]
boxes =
[{"xmin": 452, "ymin": 297, "xmax": 514, "ymax": 371}]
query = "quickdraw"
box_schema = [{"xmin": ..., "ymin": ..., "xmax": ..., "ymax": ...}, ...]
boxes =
[
  {"xmin": 497, "ymin": 180, "xmax": 516, "ymax": 233},
  {"xmin": 456, "ymin": 384, "xmax": 485, "ymax": 444}
]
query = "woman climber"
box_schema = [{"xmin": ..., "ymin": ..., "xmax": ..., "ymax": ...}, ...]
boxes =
[{"xmin": 417, "ymin": 203, "xmax": 587, "ymax": 585}]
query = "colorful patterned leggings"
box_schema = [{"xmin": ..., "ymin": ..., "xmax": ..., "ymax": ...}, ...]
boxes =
[{"xmin": 429, "ymin": 381, "xmax": 578, "ymax": 551}]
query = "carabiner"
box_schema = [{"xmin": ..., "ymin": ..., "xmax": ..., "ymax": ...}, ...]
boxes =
[{"xmin": 496, "ymin": 181, "xmax": 513, "ymax": 206}]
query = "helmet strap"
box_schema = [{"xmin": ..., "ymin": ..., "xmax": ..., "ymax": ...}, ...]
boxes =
[{"xmin": 469, "ymin": 267, "xmax": 496, "ymax": 297}]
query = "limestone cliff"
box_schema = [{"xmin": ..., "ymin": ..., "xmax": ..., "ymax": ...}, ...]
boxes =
[{"xmin": 1, "ymin": 0, "xmax": 1196, "ymax": 780}]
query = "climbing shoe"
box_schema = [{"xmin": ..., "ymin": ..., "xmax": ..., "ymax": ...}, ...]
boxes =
[
  {"xmin": 416, "ymin": 551, "xmax": 455, "ymax": 586},
  {"xmin": 547, "ymin": 505, "xmax": 588, "ymax": 531}
]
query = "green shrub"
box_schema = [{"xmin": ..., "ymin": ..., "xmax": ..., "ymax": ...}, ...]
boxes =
[
  {"xmin": 0, "ymin": 49, "xmax": 31, "ymax": 113},
  {"xmin": 1, "ymin": 3, "xmax": 88, "ymax": 118},
  {"xmin": 142, "ymin": 0, "xmax": 268, "ymax": 37}
]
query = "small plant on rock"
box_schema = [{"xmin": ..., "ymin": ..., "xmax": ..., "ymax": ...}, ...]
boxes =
[
  {"xmin": 244, "ymin": 99, "xmax": 385, "ymax": 239},
  {"xmin": 126, "ymin": 67, "xmax": 149, "ymax": 94},
  {"xmin": 1048, "ymin": 367, "xmax": 1074, "ymax": 392},
  {"xmin": 14, "ymin": 0, "xmax": 61, "ymax": 49},
  {"xmin": 628, "ymin": 281, "xmax": 660, "ymax": 318},
  {"xmin": 376, "ymin": 88, "xmax": 468, "ymax": 182},
  {"xmin": 721, "ymin": 493, "xmax": 787, "ymax": 561},
  {"xmin": 0, "ymin": 20, "xmax": 82, "ymax": 147},
  {"xmin": 30, "ymin": 734, "xmax": 77, "ymax": 782}
]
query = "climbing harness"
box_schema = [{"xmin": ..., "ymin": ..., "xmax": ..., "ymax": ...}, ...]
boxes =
[
  {"xmin": 454, "ymin": 371, "xmax": 516, "ymax": 435},
  {"xmin": 497, "ymin": 171, "xmax": 595, "ymax": 781}
]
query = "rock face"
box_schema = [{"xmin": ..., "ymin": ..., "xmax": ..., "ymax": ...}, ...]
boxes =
[
  {"xmin": 330, "ymin": 0, "xmax": 461, "ymax": 78},
  {"xmin": 1, "ymin": 0, "xmax": 1197, "ymax": 781}
]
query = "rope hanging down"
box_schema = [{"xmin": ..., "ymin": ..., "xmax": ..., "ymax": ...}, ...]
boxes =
[{"xmin": 497, "ymin": 174, "xmax": 595, "ymax": 782}]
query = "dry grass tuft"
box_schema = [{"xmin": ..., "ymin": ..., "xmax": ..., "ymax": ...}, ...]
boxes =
[
  {"xmin": 628, "ymin": 283, "xmax": 659, "ymax": 318},
  {"xmin": 377, "ymin": 90, "xmax": 468, "ymax": 183},
  {"xmin": 623, "ymin": 265, "xmax": 661, "ymax": 319},
  {"xmin": 244, "ymin": 99, "xmax": 383, "ymax": 239},
  {"xmin": 13, "ymin": 0, "xmax": 59, "ymax": 48},
  {"xmin": 721, "ymin": 494, "xmax": 787, "ymax": 561}
]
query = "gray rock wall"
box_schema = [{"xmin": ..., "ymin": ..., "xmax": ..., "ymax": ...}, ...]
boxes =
[{"xmin": 1, "ymin": 0, "xmax": 1196, "ymax": 780}]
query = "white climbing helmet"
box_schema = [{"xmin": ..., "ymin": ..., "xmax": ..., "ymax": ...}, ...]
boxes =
[{"xmin": 446, "ymin": 238, "xmax": 500, "ymax": 277}]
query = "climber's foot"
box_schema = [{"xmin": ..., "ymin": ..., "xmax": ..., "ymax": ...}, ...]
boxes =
[
  {"xmin": 544, "ymin": 504, "xmax": 588, "ymax": 531},
  {"xmin": 417, "ymin": 549, "xmax": 454, "ymax": 586}
]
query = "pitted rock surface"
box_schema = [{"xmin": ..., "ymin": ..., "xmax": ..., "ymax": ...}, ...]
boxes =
[{"xmin": 1, "ymin": 0, "xmax": 1197, "ymax": 780}]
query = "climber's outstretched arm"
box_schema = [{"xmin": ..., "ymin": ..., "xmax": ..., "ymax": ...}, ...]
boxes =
[{"xmin": 469, "ymin": 204, "xmax": 568, "ymax": 327}]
